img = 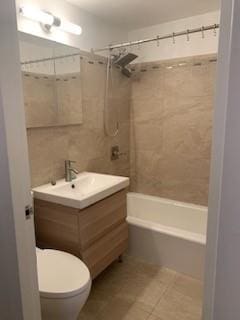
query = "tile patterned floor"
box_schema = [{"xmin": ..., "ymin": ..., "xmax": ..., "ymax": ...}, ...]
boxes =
[{"xmin": 78, "ymin": 255, "xmax": 202, "ymax": 320}]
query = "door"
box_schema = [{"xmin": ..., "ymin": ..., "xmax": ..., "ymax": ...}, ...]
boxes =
[
  {"xmin": 203, "ymin": 0, "xmax": 240, "ymax": 319},
  {"xmin": 0, "ymin": 0, "xmax": 41, "ymax": 319}
]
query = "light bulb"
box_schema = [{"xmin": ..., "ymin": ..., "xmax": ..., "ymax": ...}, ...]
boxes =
[
  {"xmin": 60, "ymin": 20, "xmax": 82, "ymax": 35},
  {"xmin": 20, "ymin": 6, "xmax": 54, "ymax": 26}
]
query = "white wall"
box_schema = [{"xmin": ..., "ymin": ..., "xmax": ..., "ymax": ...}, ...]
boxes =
[
  {"xmin": 16, "ymin": 1, "xmax": 220, "ymax": 62},
  {"xmin": 128, "ymin": 11, "xmax": 220, "ymax": 63},
  {"xmin": 16, "ymin": 0, "xmax": 127, "ymax": 51}
]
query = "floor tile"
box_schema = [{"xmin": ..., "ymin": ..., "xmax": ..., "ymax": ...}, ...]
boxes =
[
  {"xmin": 78, "ymin": 292, "xmax": 108, "ymax": 320},
  {"xmin": 147, "ymin": 315, "xmax": 163, "ymax": 320},
  {"xmin": 152, "ymin": 287, "xmax": 202, "ymax": 320},
  {"xmin": 117, "ymin": 274, "xmax": 168, "ymax": 312},
  {"xmin": 98, "ymin": 297, "xmax": 150, "ymax": 320},
  {"xmin": 79, "ymin": 255, "xmax": 202, "ymax": 320},
  {"xmin": 128, "ymin": 256, "xmax": 176, "ymax": 286},
  {"xmin": 172, "ymin": 273, "xmax": 203, "ymax": 302}
]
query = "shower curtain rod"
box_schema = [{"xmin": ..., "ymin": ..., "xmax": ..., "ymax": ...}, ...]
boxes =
[
  {"xmin": 21, "ymin": 51, "xmax": 103, "ymax": 66},
  {"xmin": 21, "ymin": 53, "xmax": 82, "ymax": 66},
  {"xmin": 94, "ymin": 23, "xmax": 220, "ymax": 53}
]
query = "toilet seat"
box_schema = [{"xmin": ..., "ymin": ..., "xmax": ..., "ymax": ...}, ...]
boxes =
[{"xmin": 36, "ymin": 249, "xmax": 91, "ymax": 299}]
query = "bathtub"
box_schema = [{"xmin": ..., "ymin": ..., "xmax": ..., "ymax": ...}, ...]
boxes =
[{"xmin": 127, "ymin": 192, "xmax": 207, "ymax": 280}]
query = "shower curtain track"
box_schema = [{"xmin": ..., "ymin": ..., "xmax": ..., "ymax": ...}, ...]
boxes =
[
  {"xmin": 94, "ymin": 23, "xmax": 220, "ymax": 53},
  {"xmin": 21, "ymin": 53, "xmax": 84, "ymax": 66}
]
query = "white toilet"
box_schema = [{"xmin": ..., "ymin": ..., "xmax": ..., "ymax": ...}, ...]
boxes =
[{"xmin": 36, "ymin": 248, "xmax": 91, "ymax": 320}]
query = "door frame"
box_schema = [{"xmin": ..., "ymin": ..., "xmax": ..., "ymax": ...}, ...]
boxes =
[
  {"xmin": 204, "ymin": 0, "xmax": 240, "ymax": 319},
  {"xmin": 0, "ymin": 0, "xmax": 41, "ymax": 319},
  {"xmin": 1, "ymin": 0, "xmax": 240, "ymax": 319}
]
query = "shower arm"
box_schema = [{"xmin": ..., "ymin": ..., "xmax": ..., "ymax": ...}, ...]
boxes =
[{"xmin": 94, "ymin": 23, "xmax": 220, "ymax": 53}]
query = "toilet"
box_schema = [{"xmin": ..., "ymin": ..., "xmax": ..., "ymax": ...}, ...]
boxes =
[{"xmin": 36, "ymin": 248, "xmax": 91, "ymax": 320}]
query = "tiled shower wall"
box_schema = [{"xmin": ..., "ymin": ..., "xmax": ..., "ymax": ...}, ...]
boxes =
[
  {"xmin": 130, "ymin": 55, "xmax": 216, "ymax": 206},
  {"xmin": 27, "ymin": 53, "xmax": 215, "ymax": 206},
  {"xmin": 27, "ymin": 57, "xmax": 130, "ymax": 187}
]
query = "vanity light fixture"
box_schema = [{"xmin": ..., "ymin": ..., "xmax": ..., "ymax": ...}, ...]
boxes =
[
  {"xmin": 60, "ymin": 20, "xmax": 82, "ymax": 36},
  {"xmin": 19, "ymin": 6, "xmax": 82, "ymax": 35}
]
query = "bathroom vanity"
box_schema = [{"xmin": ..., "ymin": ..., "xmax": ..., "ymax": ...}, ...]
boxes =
[{"xmin": 33, "ymin": 172, "xmax": 129, "ymax": 278}]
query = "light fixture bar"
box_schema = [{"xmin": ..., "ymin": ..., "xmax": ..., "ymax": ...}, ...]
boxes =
[
  {"xmin": 19, "ymin": 6, "xmax": 54, "ymax": 26},
  {"xmin": 19, "ymin": 5, "xmax": 82, "ymax": 36},
  {"xmin": 60, "ymin": 20, "xmax": 82, "ymax": 35}
]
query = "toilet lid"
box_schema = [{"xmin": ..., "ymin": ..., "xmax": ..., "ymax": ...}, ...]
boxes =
[{"xmin": 36, "ymin": 249, "xmax": 91, "ymax": 299}]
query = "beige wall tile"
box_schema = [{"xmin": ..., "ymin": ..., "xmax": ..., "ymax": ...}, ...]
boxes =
[
  {"xmin": 131, "ymin": 119, "xmax": 163, "ymax": 152},
  {"xmin": 162, "ymin": 96, "xmax": 213, "ymax": 158},
  {"xmin": 27, "ymin": 53, "xmax": 215, "ymax": 207},
  {"xmin": 26, "ymin": 57, "xmax": 130, "ymax": 187},
  {"xmin": 82, "ymin": 98, "xmax": 104, "ymax": 130},
  {"xmin": 130, "ymin": 55, "xmax": 216, "ymax": 205},
  {"xmin": 27, "ymin": 127, "xmax": 68, "ymax": 187},
  {"xmin": 131, "ymin": 97, "xmax": 164, "ymax": 122},
  {"xmin": 131, "ymin": 69, "xmax": 164, "ymax": 100},
  {"xmin": 81, "ymin": 60, "xmax": 106, "ymax": 100}
]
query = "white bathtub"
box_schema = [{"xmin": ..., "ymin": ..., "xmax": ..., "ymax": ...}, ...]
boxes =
[{"xmin": 127, "ymin": 192, "xmax": 208, "ymax": 280}]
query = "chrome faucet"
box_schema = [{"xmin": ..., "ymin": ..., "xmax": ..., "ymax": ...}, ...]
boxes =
[{"xmin": 65, "ymin": 160, "xmax": 79, "ymax": 182}]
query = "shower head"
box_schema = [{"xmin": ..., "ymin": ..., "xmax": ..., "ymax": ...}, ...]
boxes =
[
  {"xmin": 121, "ymin": 67, "xmax": 132, "ymax": 78},
  {"xmin": 113, "ymin": 52, "xmax": 138, "ymax": 68},
  {"xmin": 112, "ymin": 52, "xmax": 138, "ymax": 77}
]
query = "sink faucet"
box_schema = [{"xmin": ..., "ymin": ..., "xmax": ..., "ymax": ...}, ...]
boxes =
[{"xmin": 65, "ymin": 160, "xmax": 79, "ymax": 182}]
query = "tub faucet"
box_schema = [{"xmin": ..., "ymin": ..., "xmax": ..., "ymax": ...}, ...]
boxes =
[{"xmin": 65, "ymin": 160, "xmax": 79, "ymax": 182}]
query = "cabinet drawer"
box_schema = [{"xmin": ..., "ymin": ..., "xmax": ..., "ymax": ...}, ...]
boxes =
[
  {"xmin": 81, "ymin": 222, "xmax": 128, "ymax": 278},
  {"xmin": 34, "ymin": 199, "xmax": 79, "ymax": 254},
  {"xmin": 78, "ymin": 190, "xmax": 127, "ymax": 249}
]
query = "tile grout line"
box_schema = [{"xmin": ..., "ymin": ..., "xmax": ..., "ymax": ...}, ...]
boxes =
[{"xmin": 149, "ymin": 272, "xmax": 178, "ymax": 318}]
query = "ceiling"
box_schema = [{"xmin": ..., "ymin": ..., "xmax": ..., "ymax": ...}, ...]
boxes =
[{"xmin": 67, "ymin": 0, "xmax": 220, "ymax": 30}]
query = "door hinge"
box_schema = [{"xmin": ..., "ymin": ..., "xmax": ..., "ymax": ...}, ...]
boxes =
[{"xmin": 25, "ymin": 205, "xmax": 33, "ymax": 220}]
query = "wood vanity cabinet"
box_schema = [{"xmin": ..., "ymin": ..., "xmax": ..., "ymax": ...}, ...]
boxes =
[{"xmin": 34, "ymin": 189, "xmax": 128, "ymax": 279}]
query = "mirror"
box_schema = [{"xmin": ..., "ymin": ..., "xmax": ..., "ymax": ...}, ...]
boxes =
[{"xmin": 19, "ymin": 32, "xmax": 83, "ymax": 128}]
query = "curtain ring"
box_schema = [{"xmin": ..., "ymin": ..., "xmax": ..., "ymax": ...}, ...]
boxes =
[
  {"xmin": 157, "ymin": 35, "xmax": 160, "ymax": 47},
  {"xmin": 172, "ymin": 32, "xmax": 175, "ymax": 44},
  {"xmin": 201, "ymin": 26, "xmax": 205, "ymax": 39},
  {"xmin": 186, "ymin": 29, "xmax": 190, "ymax": 42}
]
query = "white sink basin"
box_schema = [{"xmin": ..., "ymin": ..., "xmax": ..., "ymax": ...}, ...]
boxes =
[{"xmin": 32, "ymin": 172, "xmax": 130, "ymax": 209}]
